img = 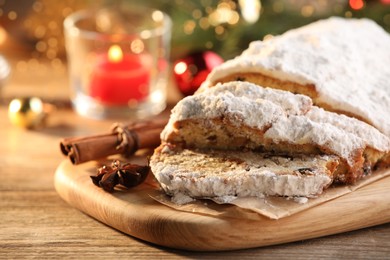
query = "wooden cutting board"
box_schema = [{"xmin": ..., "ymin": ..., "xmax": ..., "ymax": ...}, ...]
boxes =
[{"xmin": 54, "ymin": 158, "xmax": 390, "ymax": 251}]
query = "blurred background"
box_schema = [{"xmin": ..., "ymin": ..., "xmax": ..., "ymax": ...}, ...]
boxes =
[{"xmin": 0, "ymin": 0, "xmax": 389, "ymax": 105}]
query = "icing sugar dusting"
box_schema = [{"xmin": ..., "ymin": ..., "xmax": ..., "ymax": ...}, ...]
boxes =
[
  {"xmin": 171, "ymin": 91, "xmax": 285, "ymax": 129},
  {"xmin": 201, "ymin": 17, "xmax": 390, "ymax": 136},
  {"xmin": 207, "ymin": 82, "xmax": 312, "ymax": 115},
  {"xmin": 307, "ymin": 107, "xmax": 390, "ymax": 152},
  {"xmin": 161, "ymin": 81, "xmax": 312, "ymax": 140}
]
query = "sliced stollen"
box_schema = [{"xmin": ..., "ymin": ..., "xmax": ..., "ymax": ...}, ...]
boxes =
[
  {"xmin": 198, "ymin": 17, "xmax": 390, "ymax": 137},
  {"xmin": 162, "ymin": 81, "xmax": 390, "ymax": 184},
  {"xmin": 150, "ymin": 143, "xmax": 340, "ymax": 202}
]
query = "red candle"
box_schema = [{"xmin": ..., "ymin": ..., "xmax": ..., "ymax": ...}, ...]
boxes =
[{"xmin": 90, "ymin": 45, "xmax": 151, "ymax": 106}]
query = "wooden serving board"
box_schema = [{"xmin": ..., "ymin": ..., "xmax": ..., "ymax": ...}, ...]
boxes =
[{"xmin": 54, "ymin": 158, "xmax": 390, "ymax": 251}]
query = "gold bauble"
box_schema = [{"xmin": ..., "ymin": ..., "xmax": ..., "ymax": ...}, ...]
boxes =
[{"xmin": 8, "ymin": 97, "xmax": 46, "ymax": 129}]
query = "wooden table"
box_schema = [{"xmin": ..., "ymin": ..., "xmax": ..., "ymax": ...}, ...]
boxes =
[{"xmin": 1, "ymin": 44, "xmax": 390, "ymax": 260}]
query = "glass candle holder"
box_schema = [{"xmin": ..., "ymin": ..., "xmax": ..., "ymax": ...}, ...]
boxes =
[
  {"xmin": 0, "ymin": 55, "xmax": 10, "ymax": 96},
  {"xmin": 64, "ymin": 6, "xmax": 171, "ymax": 119}
]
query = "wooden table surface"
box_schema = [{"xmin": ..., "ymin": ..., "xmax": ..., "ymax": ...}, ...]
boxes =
[{"xmin": 1, "ymin": 42, "xmax": 390, "ymax": 260}]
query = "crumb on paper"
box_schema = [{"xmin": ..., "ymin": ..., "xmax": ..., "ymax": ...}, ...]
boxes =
[
  {"xmin": 171, "ymin": 192, "xmax": 195, "ymax": 205},
  {"xmin": 293, "ymin": 197, "xmax": 309, "ymax": 204},
  {"xmin": 212, "ymin": 195, "xmax": 238, "ymax": 204}
]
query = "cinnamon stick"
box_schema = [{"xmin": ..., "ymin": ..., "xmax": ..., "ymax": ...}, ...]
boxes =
[{"xmin": 60, "ymin": 119, "xmax": 167, "ymax": 164}]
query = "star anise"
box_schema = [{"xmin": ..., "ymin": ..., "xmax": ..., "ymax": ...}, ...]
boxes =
[{"xmin": 90, "ymin": 160, "xmax": 150, "ymax": 192}]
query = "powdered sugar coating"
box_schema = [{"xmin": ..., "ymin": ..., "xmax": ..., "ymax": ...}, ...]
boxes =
[
  {"xmin": 206, "ymin": 82, "xmax": 312, "ymax": 115},
  {"xmin": 200, "ymin": 17, "xmax": 390, "ymax": 136},
  {"xmin": 161, "ymin": 81, "xmax": 312, "ymax": 141},
  {"xmin": 172, "ymin": 92, "xmax": 284, "ymax": 128},
  {"xmin": 307, "ymin": 107, "xmax": 390, "ymax": 152}
]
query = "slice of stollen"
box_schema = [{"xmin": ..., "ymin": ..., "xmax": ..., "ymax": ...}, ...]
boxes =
[
  {"xmin": 162, "ymin": 81, "xmax": 390, "ymax": 184},
  {"xmin": 198, "ymin": 17, "xmax": 390, "ymax": 137},
  {"xmin": 150, "ymin": 143, "xmax": 340, "ymax": 202}
]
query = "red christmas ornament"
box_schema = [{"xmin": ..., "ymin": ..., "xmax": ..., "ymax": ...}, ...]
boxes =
[{"xmin": 173, "ymin": 51, "xmax": 224, "ymax": 96}]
